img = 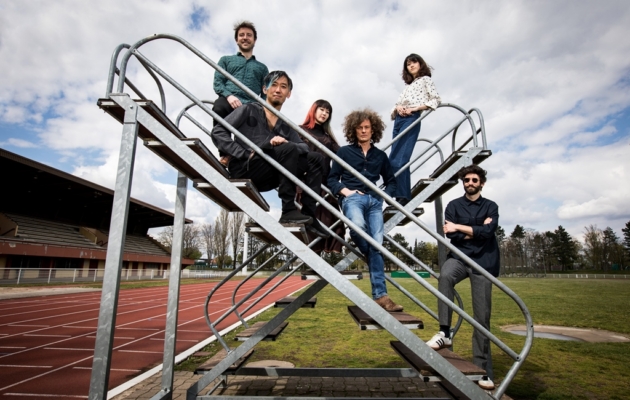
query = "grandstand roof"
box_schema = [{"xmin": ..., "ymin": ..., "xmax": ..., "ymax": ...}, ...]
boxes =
[{"xmin": 0, "ymin": 148, "xmax": 191, "ymax": 235}]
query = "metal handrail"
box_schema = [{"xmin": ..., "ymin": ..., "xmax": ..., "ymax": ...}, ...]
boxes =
[{"xmin": 108, "ymin": 34, "xmax": 532, "ymax": 398}]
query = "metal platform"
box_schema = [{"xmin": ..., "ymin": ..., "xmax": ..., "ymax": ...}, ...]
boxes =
[
  {"xmin": 301, "ymin": 270, "xmax": 363, "ymax": 280},
  {"xmin": 347, "ymin": 306, "xmax": 424, "ymax": 330},
  {"xmin": 411, "ymin": 178, "xmax": 458, "ymax": 202},
  {"xmin": 383, "ymin": 206, "xmax": 425, "ymax": 226},
  {"xmin": 275, "ymin": 296, "xmax": 317, "ymax": 308},
  {"xmin": 245, "ymin": 222, "xmax": 307, "ymax": 244},
  {"xmin": 196, "ymin": 180, "xmax": 270, "ymax": 212},
  {"xmin": 391, "ymin": 341, "xmax": 485, "ymax": 382}
]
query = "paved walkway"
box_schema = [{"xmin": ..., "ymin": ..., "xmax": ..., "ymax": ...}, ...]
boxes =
[{"xmin": 111, "ymin": 372, "xmax": 455, "ymax": 399}]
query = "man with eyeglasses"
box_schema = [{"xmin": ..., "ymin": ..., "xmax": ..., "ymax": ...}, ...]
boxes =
[{"xmin": 425, "ymin": 164, "xmax": 499, "ymax": 391}]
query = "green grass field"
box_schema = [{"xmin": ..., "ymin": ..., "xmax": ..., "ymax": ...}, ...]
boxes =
[{"xmin": 179, "ymin": 277, "xmax": 630, "ymax": 400}]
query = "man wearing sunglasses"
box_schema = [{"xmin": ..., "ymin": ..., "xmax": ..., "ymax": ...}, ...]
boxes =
[{"xmin": 426, "ymin": 164, "xmax": 499, "ymax": 391}]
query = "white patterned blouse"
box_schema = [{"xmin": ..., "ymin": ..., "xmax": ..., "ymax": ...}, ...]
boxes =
[{"xmin": 391, "ymin": 76, "xmax": 441, "ymax": 119}]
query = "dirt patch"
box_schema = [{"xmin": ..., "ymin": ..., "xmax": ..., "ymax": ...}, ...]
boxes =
[
  {"xmin": 0, "ymin": 286, "xmax": 101, "ymax": 300},
  {"xmin": 502, "ymin": 324, "xmax": 630, "ymax": 343}
]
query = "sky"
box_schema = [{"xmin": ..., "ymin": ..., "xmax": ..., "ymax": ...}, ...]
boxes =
[{"xmin": 1, "ymin": 0, "xmax": 629, "ymax": 246}]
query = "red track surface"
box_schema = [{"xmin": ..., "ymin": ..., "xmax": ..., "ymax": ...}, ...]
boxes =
[{"xmin": 0, "ymin": 277, "xmax": 311, "ymax": 399}]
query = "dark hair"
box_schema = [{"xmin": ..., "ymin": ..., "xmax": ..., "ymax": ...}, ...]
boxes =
[
  {"xmin": 458, "ymin": 165, "xmax": 487, "ymax": 183},
  {"xmin": 234, "ymin": 20, "xmax": 257, "ymax": 40},
  {"xmin": 343, "ymin": 108, "xmax": 386, "ymax": 145},
  {"xmin": 263, "ymin": 70, "xmax": 293, "ymax": 91},
  {"xmin": 402, "ymin": 53, "xmax": 432, "ymax": 84},
  {"xmin": 301, "ymin": 99, "xmax": 337, "ymax": 140}
]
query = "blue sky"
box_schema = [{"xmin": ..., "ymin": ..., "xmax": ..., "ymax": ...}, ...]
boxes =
[{"xmin": 1, "ymin": 0, "xmax": 629, "ymax": 244}]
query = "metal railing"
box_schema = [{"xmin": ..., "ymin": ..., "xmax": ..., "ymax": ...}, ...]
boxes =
[
  {"xmin": 102, "ymin": 33, "xmax": 533, "ymax": 400},
  {"xmin": 0, "ymin": 267, "xmax": 248, "ymax": 285}
]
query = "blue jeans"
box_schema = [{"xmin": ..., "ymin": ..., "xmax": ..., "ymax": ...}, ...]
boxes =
[
  {"xmin": 341, "ymin": 193, "xmax": 387, "ymax": 299},
  {"xmin": 389, "ymin": 113, "xmax": 421, "ymax": 201}
]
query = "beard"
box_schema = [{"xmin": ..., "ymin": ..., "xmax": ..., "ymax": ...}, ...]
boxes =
[{"xmin": 465, "ymin": 185, "xmax": 481, "ymax": 195}]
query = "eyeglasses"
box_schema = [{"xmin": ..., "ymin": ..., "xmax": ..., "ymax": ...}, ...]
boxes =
[{"xmin": 463, "ymin": 177, "xmax": 479, "ymax": 183}]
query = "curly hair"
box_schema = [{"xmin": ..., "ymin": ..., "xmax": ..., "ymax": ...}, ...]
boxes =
[
  {"xmin": 402, "ymin": 53, "xmax": 433, "ymax": 84},
  {"xmin": 457, "ymin": 164, "xmax": 487, "ymax": 183},
  {"xmin": 343, "ymin": 108, "xmax": 386, "ymax": 145},
  {"xmin": 234, "ymin": 20, "xmax": 257, "ymax": 40}
]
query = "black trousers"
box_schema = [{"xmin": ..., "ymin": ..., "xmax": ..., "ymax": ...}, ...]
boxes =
[
  {"xmin": 212, "ymin": 96, "xmax": 234, "ymax": 127},
  {"xmin": 229, "ymin": 142, "xmax": 323, "ymax": 215}
]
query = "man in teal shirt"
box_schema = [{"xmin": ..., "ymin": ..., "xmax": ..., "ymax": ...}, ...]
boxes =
[{"xmin": 213, "ymin": 21, "xmax": 269, "ymax": 128}]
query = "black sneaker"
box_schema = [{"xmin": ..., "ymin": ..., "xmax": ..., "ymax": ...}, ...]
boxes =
[
  {"xmin": 396, "ymin": 197, "xmax": 410, "ymax": 206},
  {"xmin": 279, "ymin": 210, "xmax": 313, "ymax": 224},
  {"xmin": 306, "ymin": 219, "xmax": 330, "ymax": 239}
]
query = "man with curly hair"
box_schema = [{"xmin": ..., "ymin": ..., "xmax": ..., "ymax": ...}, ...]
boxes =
[
  {"xmin": 425, "ymin": 164, "xmax": 499, "ymax": 390},
  {"xmin": 327, "ymin": 108, "xmax": 401, "ymax": 312}
]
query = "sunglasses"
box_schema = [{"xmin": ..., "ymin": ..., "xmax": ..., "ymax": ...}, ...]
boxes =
[{"xmin": 464, "ymin": 178, "xmax": 479, "ymax": 183}]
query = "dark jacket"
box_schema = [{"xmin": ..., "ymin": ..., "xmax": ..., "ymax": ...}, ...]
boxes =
[
  {"xmin": 327, "ymin": 143, "xmax": 397, "ymax": 199},
  {"xmin": 445, "ymin": 195, "xmax": 500, "ymax": 277},
  {"xmin": 211, "ymin": 102, "xmax": 309, "ymax": 160}
]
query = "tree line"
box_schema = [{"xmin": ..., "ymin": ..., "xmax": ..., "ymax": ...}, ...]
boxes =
[
  {"xmin": 498, "ymin": 221, "xmax": 630, "ymax": 274},
  {"xmin": 156, "ymin": 209, "xmax": 245, "ymax": 268},
  {"xmin": 155, "ymin": 211, "xmax": 630, "ymax": 275}
]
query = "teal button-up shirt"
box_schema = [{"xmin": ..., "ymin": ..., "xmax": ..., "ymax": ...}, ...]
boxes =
[{"xmin": 213, "ymin": 53, "xmax": 269, "ymax": 103}]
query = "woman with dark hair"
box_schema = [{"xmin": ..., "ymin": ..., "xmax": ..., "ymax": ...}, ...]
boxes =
[
  {"xmin": 298, "ymin": 100, "xmax": 345, "ymax": 253},
  {"xmin": 389, "ymin": 54, "xmax": 441, "ymax": 205}
]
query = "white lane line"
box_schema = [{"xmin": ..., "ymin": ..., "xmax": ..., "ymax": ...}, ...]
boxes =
[
  {"xmin": 0, "ymin": 346, "xmax": 26, "ymax": 349},
  {"xmin": 86, "ymin": 336, "xmax": 135, "ymax": 340},
  {"xmin": 0, "ymin": 278, "xmax": 303, "ymax": 394},
  {"xmin": 73, "ymin": 366, "xmax": 140, "ymax": 372},
  {"xmin": 0, "ymin": 365, "xmax": 53, "ymax": 368},
  {"xmin": 115, "ymin": 327, "xmax": 159, "ymax": 331},
  {"xmin": 149, "ymin": 338, "xmax": 198, "ymax": 342},
  {"xmin": 107, "ymin": 280, "xmax": 308, "ymax": 398},
  {"xmin": 23, "ymin": 334, "xmax": 71, "ymax": 338},
  {"xmin": 118, "ymin": 350, "xmax": 164, "ymax": 354},
  {"xmin": 5, "ymin": 393, "xmax": 87, "ymax": 398},
  {"xmin": 44, "ymin": 348, "xmax": 93, "ymax": 351},
  {"xmin": 62, "ymin": 326, "xmax": 96, "ymax": 329},
  {"xmin": 8, "ymin": 324, "xmax": 51, "ymax": 327}
]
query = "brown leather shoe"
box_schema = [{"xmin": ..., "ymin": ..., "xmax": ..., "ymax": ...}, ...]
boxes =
[{"xmin": 375, "ymin": 295, "xmax": 403, "ymax": 312}]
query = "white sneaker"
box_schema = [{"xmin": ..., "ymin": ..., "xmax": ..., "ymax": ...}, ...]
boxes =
[
  {"xmin": 478, "ymin": 375, "xmax": 495, "ymax": 390},
  {"xmin": 426, "ymin": 331, "xmax": 452, "ymax": 350}
]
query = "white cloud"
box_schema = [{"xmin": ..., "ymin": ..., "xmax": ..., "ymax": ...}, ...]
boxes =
[
  {"xmin": 1, "ymin": 0, "xmax": 630, "ymax": 244},
  {"xmin": 0, "ymin": 138, "xmax": 38, "ymax": 148}
]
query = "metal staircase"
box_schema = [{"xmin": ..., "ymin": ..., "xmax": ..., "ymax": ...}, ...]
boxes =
[{"xmin": 88, "ymin": 34, "xmax": 533, "ymax": 400}]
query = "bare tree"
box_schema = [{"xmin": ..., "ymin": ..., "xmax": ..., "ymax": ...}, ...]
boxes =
[
  {"xmin": 229, "ymin": 212, "xmax": 246, "ymax": 267},
  {"xmin": 157, "ymin": 223, "xmax": 202, "ymax": 260},
  {"xmin": 213, "ymin": 209, "xmax": 230, "ymax": 268},
  {"xmin": 200, "ymin": 222, "xmax": 215, "ymax": 263}
]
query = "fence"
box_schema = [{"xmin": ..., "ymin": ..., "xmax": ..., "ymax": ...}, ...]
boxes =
[
  {"xmin": 502, "ymin": 272, "xmax": 629, "ymax": 279},
  {"xmin": 0, "ymin": 268, "xmax": 244, "ymax": 285}
]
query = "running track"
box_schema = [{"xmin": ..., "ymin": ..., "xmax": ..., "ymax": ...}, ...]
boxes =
[{"xmin": 0, "ymin": 277, "xmax": 311, "ymax": 399}]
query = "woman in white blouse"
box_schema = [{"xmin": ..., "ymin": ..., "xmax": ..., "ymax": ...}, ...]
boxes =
[{"xmin": 389, "ymin": 54, "xmax": 441, "ymax": 205}]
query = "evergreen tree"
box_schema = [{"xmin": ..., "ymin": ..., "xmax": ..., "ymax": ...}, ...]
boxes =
[
  {"xmin": 511, "ymin": 225, "xmax": 525, "ymax": 239},
  {"xmin": 622, "ymin": 221, "xmax": 630, "ymax": 257},
  {"xmin": 496, "ymin": 226, "xmax": 506, "ymax": 243},
  {"xmin": 551, "ymin": 225, "xmax": 578, "ymax": 270}
]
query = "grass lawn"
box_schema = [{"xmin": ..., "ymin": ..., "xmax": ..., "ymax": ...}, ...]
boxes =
[{"xmin": 178, "ymin": 277, "xmax": 630, "ymax": 400}]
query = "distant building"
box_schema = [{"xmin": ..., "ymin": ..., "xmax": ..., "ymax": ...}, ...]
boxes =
[{"xmin": 0, "ymin": 148, "xmax": 194, "ymax": 279}]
